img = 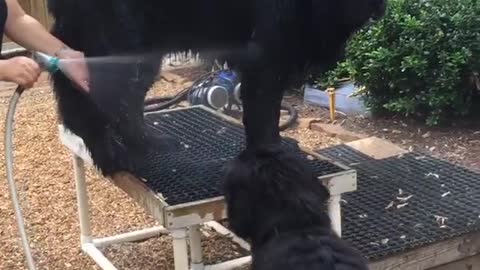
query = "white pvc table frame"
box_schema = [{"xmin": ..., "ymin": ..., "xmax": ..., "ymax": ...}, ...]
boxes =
[
  {"xmin": 57, "ymin": 106, "xmax": 357, "ymax": 270},
  {"xmin": 60, "ymin": 126, "xmax": 218, "ymax": 270}
]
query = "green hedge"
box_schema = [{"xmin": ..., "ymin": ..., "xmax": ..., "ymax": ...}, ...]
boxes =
[{"xmin": 318, "ymin": 0, "xmax": 480, "ymax": 125}]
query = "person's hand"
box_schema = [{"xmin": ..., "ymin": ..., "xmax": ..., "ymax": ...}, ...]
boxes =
[
  {"xmin": 55, "ymin": 48, "xmax": 90, "ymax": 92},
  {"xmin": 0, "ymin": 56, "xmax": 42, "ymax": 88}
]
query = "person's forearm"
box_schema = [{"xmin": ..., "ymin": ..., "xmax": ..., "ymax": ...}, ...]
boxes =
[{"xmin": 5, "ymin": 14, "xmax": 66, "ymax": 55}]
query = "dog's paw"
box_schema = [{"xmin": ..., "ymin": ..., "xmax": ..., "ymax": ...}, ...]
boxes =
[{"xmin": 223, "ymin": 144, "xmax": 330, "ymax": 240}]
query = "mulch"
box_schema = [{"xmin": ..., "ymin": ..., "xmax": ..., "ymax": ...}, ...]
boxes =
[{"xmin": 284, "ymin": 94, "xmax": 480, "ymax": 172}]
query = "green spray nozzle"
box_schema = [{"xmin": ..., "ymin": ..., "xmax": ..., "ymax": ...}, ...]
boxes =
[{"xmin": 32, "ymin": 51, "xmax": 60, "ymax": 74}]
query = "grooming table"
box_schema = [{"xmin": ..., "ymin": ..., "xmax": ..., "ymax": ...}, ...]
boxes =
[
  {"xmin": 318, "ymin": 142, "xmax": 480, "ymax": 270},
  {"xmin": 58, "ymin": 105, "xmax": 357, "ymax": 270}
]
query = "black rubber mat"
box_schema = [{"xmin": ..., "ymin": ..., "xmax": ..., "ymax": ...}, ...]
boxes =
[
  {"xmin": 318, "ymin": 144, "xmax": 480, "ymax": 261},
  {"xmin": 133, "ymin": 106, "xmax": 347, "ymax": 206}
]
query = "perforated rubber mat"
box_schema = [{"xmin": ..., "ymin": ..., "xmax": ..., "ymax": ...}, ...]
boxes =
[
  {"xmin": 318, "ymin": 144, "xmax": 480, "ymax": 261},
  {"xmin": 133, "ymin": 106, "xmax": 346, "ymax": 206}
]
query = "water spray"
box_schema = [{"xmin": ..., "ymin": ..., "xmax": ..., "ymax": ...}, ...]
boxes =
[{"xmin": 4, "ymin": 51, "xmax": 63, "ymax": 270}]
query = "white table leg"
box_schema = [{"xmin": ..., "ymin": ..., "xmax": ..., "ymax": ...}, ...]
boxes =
[
  {"xmin": 172, "ymin": 228, "xmax": 189, "ymax": 270},
  {"xmin": 189, "ymin": 225, "xmax": 204, "ymax": 270},
  {"xmin": 328, "ymin": 194, "xmax": 342, "ymax": 237},
  {"xmin": 73, "ymin": 154, "xmax": 93, "ymax": 244}
]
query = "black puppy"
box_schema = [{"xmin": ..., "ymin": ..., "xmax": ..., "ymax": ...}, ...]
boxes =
[{"xmin": 223, "ymin": 146, "xmax": 369, "ymax": 270}]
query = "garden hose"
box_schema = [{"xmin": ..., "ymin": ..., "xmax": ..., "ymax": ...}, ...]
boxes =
[
  {"xmin": 145, "ymin": 88, "xmax": 298, "ymax": 131},
  {"xmin": 144, "ymin": 70, "xmax": 298, "ymax": 131},
  {"xmin": 4, "ymin": 85, "xmax": 37, "ymax": 270},
  {"xmin": 144, "ymin": 90, "xmax": 298, "ymax": 131},
  {"xmin": 4, "ymin": 51, "xmax": 59, "ymax": 270}
]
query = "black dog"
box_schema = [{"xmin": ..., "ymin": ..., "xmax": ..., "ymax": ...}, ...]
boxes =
[
  {"xmin": 47, "ymin": 1, "xmax": 383, "ymax": 266},
  {"xmin": 47, "ymin": 0, "xmax": 385, "ymax": 176},
  {"xmin": 223, "ymin": 146, "xmax": 369, "ymax": 270}
]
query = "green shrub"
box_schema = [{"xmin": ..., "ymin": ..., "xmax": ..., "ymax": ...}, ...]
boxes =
[{"xmin": 318, "ymin": 0, "xmax": 480, "ymax": 125}]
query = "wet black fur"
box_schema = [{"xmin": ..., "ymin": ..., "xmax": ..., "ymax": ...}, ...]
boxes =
[
  {"xmin": 224, "ymin": 146, "xmax": 369, "ymax": 270},
  {"xmin": 47, "ymin": 0, "xmax": 385, "ymax": 176}
]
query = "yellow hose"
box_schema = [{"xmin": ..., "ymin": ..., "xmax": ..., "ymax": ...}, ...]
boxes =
[{"xmin": 327, "ymin": 87, "xmax": 336, "ymax": 122}]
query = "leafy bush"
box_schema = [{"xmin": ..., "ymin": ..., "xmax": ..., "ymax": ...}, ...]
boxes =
[{"xmin": 318, "ymin": 0, "xmax": 480, "ymax": 125}]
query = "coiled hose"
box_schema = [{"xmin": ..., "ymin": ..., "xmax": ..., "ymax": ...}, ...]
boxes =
[
  {"xmin": 4, "ymin": 85, "xmax": 37, "ymax": 270},
  {"xmin": 144, "ymin": 71, "xmax": 298, "ymax": 131}
]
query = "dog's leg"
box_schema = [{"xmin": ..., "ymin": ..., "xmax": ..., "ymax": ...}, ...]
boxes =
[
  {"xmin": 240, "ymin": 68, "xmax": 286, "ymax": 149},
  {"xmin": 55, "ymin": 51, "xmax": 181, "ymax": 176},
  {"xmin": 237, "ymin": 0, "xmax": 306, "ymax": 150},
  {"xmin": 49, "ymin": 1, "xmax": 129, "ymax": 176},
  {"xmin": 224, "ymin": 1, "xmax": 322, "ymax": 243},
  {"xmin": 86, "ymin": 54, "xmax": 180, "ymax": 152},
  {"xmin": 49, "ymin": 0, "xmax": 180, "ymax": 175}
]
